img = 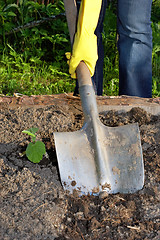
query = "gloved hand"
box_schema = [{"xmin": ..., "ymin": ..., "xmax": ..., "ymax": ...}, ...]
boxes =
[{"xmin": 68, "ymin": 0, "xmax": 102, "ymax": 78}]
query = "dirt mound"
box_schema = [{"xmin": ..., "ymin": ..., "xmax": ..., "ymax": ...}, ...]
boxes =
[{"xmin": 0, "ymin": 102, "xmax": 160, "ymax": 239}]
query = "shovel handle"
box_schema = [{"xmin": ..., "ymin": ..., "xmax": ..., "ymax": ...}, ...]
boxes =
[
  {"xmin": 63, "ymin": 0, "xmax": 92, "ymax": 86},
  {"xmin": 76, "ymin": 62, "xmax": 92, "ymax": 87},
  {"xmin": 63, "ymin": 0, "xmax": 77, "ymax": 46}
]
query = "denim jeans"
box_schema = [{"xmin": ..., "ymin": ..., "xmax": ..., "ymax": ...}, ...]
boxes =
[
  {"xmin": 118, "ymin": 0, "xmax": 152, "ymax": 98},
  {"xmin": 75, "ymin": 0, "xmax": 152, "ymax": 97}
]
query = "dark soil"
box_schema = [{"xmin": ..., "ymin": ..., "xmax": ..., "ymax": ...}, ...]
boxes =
[{"xmin": 0, "ymin": 101, "xmax": 160, "ymax": 240}]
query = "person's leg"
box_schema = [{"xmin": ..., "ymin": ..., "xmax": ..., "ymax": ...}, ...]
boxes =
[
  {"xmin": 74, "ymin": 0, "xmax": 107, "ymax": 96},
  {"xmin": 117, "ymin": 0, "xmax": 152, "ymax": 98}
]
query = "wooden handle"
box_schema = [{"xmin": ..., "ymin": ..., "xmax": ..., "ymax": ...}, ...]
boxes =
[
  {"xmin": 76, "ymin": 62, "xmax": 92, "ymax": 87},
  {"xmin": 63, "ymin": 1, "xmax": 92, "ymax": 86},
  {"xmin": 63, "ymin": 0, "xmax": 77, "ymax": 46}
]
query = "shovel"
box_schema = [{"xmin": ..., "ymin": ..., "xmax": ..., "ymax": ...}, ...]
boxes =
[
  {"xmin": 54, "ymin": 62, "xmax": 144, "ymax": 195},
  {"xmin": 54, "ymin": 1, "xmax": 144, "ymax": 195}
]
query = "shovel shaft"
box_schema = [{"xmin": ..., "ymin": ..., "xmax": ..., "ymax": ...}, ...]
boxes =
[
  {"xmin": 63, "ymin": 1, "xmax": 93, "ymax": 86},
  {"xmin": 63, "ymin": 0, "xmax": 77, "ymax": 45},
  {"xmin": 79, "ymin": 84, "xmax": 99, "ymax": 122},
  {"xmin": 76, "ymin": 61, "xmax": 92, "ymax": 87}
]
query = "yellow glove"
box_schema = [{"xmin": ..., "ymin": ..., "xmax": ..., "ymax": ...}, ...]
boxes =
[{"xmin": 69, "ymin": 0, "xmax": 102, "ymax": 78}]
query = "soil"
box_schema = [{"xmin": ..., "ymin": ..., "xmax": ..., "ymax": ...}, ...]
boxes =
[{"xmin": 0, "ymin": 95, "xmax": 160, "ymax": 240}]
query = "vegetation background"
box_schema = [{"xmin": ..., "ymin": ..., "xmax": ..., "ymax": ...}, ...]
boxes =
[{"xmin": 0, "ymin": 0, "xmax": 160, "ymax": 97}]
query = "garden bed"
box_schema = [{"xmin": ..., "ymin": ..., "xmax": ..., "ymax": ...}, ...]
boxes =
[{"xmin": 0, "ymin": 94, "xmax": 160, "ymax": 239}]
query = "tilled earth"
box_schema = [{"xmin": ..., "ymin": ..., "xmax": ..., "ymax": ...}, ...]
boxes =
[{"xmin": 0, "ymin": 99, "xmax": 160, "ymax": 239}]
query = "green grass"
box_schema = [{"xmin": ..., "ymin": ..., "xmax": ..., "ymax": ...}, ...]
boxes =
[
  {"xmin": 152, "ymin": 21, "xmax": 160, "ymax": 97},
  {"xmin": 0, "ymin": 50, "xmax": 74, "ymax": 96}
]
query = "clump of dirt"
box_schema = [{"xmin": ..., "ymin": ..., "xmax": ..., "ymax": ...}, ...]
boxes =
[{"xmin": 0, "ymin": 104, "xmax": 160, "ymax": 240}]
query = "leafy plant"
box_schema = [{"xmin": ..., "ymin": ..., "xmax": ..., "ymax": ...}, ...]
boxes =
[
  {"xmin": 22, "ymin": 127, "xmax": 46, "ymax": 163},
  {"xmin": 152, "ymin": 20, "xmax": 160, "ymax": 97},
  {"xmin": 102, "ymin": 6, "xmax": 119, "ymax": 96}
]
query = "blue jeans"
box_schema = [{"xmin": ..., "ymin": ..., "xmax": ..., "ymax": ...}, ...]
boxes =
[
  {"xmin": 75, "ymin": 0, "xmax": 152, "ymax": 98},
  {"xmin": 118, "ymin": 0, "xmax": 152, "ymax": 98}
]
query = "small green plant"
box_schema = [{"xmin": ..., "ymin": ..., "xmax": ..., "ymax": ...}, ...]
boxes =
[{"xmin": 22, "ymin": 127, "xmax": 46, "ymax": 163}]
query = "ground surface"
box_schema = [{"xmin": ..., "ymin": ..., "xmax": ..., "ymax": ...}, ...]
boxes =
[{"xmin": 0, "ymin": 95, "xmax": 160, "ymax": 239}]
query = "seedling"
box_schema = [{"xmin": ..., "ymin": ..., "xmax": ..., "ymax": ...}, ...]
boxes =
[{"xmin": 22, "ymin": 127, "xmax": 46, "ymax": 163}]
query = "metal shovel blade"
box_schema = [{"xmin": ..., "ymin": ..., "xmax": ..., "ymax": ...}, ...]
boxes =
[{"xmin": 54, "ymin": 85, "xmax": 144, "ymax": 195}]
